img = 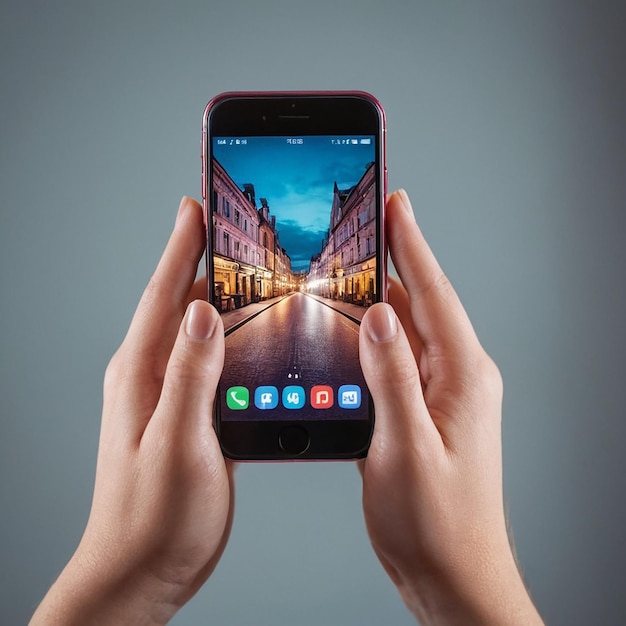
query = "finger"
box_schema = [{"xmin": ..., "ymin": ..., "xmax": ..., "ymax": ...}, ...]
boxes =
[
  {"xmin": 359, "ymin": 303, "xmax": 441, "ymax": 463},
  {"xmin": 387, "ymin": 276, "xmax": 423, "ymax": 368},
  {"xmin": 387, "ymin": 190, "xmax": 480, "ymax": 355},
  {"xmin": 146, "ymin": 299, "xmax": 224, "ymax": 443},
  {"xmin": 123, "ymin": 196, "xmax": 206, "ymax": 376},
  {"xmin": 186, "ymin": 275, "xmax": 209, "ymax": 306},
  {"xmin": 101, "ymin": 198, "xmax": 208, "ymax": 444},
  {"xmin": 141, "ymin": 301, "xmax": 229, "ymax": 587}
]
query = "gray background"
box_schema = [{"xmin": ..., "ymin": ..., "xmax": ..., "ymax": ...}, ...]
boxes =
[{"xmin": 1, "ymin": 1, "xmax": 625, "ymax": 624}]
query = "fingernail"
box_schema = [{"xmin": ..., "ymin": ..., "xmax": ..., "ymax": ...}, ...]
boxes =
[
  {"xmin": 185, "ymin": 300, "xmax": 218, "ymax": 340},
  {"xmin": 365, "ymin": 303, "xmax": 398, "ymax": 343},
  {"xmin": 396, "ymin": 189, "xmax": 415, "ymax": 220}
]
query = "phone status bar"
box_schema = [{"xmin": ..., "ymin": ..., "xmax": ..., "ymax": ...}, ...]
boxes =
[
  {"xmin": 215, "ymin": 137, "xmax": 372, "ymax": 146},
  {"xmin": 216, "ymin": 138, "xmax": 248, "ymax": 146},
  {"xmin": 331, "ymin": 138, "xmax": 371, "ymax": 145}
]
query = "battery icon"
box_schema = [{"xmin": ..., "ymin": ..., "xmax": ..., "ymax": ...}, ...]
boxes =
[{"xmin": 360, "ymin": 138, "xmax": 371, "ymax": 144}]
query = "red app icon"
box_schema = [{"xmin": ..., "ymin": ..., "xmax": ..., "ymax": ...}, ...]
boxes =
[{"xmin": 311, "ymin": 385, "xmax": 334, "ymax": 409}]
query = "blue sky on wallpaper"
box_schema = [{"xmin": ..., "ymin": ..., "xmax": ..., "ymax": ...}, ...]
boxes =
[{"xmin": 213, "ymin": 136, "xmax": 374, "ymax": 271}]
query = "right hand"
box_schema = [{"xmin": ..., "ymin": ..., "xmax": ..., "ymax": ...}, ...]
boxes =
[{"xmin": 358, "ymin": 190, "xmax": 543, "ymax": 625}]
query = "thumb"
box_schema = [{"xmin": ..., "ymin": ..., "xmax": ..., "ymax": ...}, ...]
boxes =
[
  {"xmin": 147, "ymin": 300, "xmax": 225, "ymax": 441},
  {"xmin": 359, "ymin": 303, "xmax": 439, "ymax": 461}
]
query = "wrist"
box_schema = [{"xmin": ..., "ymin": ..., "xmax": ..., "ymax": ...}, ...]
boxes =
[
  {"xmin": 30, "ymin": 546, "xmax": 190, "ymax": 626},
  {"xmin": 397, "ymin": 535, "xmax": 543, "ymax": 626}
]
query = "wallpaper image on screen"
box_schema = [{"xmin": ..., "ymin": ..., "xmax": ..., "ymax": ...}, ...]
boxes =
[{"xmin": 212, "ymin": 136, "xmax": 377, "ymax": 421}]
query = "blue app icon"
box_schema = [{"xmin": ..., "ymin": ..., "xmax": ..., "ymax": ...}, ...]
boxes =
[
  {"xmin": 282, "ymin": 385, "xmax": 306, "ymax": 409},
  {"xmin": 254, "ymin": 386, "xmax": 279, "ymax": 410},
  {"xmin": 338, "ymin": 384, "xmax": 361, "ymax": 409}
]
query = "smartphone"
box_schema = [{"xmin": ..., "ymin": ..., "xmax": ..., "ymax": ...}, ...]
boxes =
[{"xmin": 202, "ymin": 91, "xmax": 386, "ymax": 460}]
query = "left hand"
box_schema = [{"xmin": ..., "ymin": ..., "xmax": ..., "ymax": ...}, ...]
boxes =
[
  {"xmin": 357, "ymin": 190, "xmax": 542, "ymax": 625},
  {"xmin": 31, "ymin": 197, "xmax": 233, "ymax": 626}
]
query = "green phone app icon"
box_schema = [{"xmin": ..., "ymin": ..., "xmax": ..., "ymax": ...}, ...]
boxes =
[{"xmin": 226, "ymin": 386, "xmax": 249, "ymax": 410}]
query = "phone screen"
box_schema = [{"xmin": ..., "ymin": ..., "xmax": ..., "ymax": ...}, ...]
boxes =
[{"xmin": 205, "ymin": 93, "xmax": 385, "ymax": 459}]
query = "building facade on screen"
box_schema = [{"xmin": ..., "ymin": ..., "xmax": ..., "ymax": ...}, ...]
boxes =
[
  {"xmin": 306, "ymin": 162, "xmax": 376, "ymax": 305},
  {"xmin": 212, "ymin": 158, "xmax": 295, "ymax": 311},
  {"xmin": 212, "ymin": 157, "xmax": 376, "ymax": 311}
]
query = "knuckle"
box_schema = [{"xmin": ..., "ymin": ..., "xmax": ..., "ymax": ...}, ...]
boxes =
[
  {"xmin": 372, "ymin": 351, "xmax": 420, "ymax": 389},
  {"xmin": 141, "ymin": 273, "xmax": 162, "ymax": 308},
  {"xmin": 168, "ymin": 342, "xmax": 214, "ymax": 385},
  {"xmin": 411, "ymin": 269, "xmax": 452, "ymax": 303},
  {"xmin": 103, "ymin": 348, "xmax": 125, "ymax": 391},
  {"xmin": 487, "ymin": 359, "xmax": 504, "ymax": 399},
  {"xmin": 474, "ymin": 349, "xmax": 504, "ymax": 400},
  {"xmin": 167, "ymin": 359, "xmax": 202, "ymax": 386}
]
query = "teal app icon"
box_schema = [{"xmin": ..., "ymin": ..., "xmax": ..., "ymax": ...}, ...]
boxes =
[{"xmin": 282, "ymin": 385, "xmax": 306, "ymax": 409}]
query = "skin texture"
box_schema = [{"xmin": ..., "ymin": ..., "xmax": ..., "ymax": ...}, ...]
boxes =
[
  {"xmin": 31, "ymin": 192, "xmax": 543, "ymax": 625},
  {"xmin": 31, "ymin": 197, "xmax": 233, "ymax": 625},
  {"xmin": 359, "ymin": 190, "xmax": 543, "ymax": 624}
]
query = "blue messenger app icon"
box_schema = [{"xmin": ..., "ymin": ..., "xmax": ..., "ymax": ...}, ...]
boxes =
[
  {"xmin": 282, "ymin": 385, "xmax": 306, "ymax": 409},
  {"xmin": 254, "ymin": 386, "xmax": 279, "ymax": 410}
]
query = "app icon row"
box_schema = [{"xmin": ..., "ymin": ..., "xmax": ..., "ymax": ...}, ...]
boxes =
[{"xmin": 226, "ymin": 384, "xmax": 362, "ymax": 411}]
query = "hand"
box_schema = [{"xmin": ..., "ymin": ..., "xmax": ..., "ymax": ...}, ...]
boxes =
[
  {"xmin": 31, "ymin": 197, "xmax": 233, "ymax": 626},
  {"xmin": 359, "ymin": 190, "xmax": 543, "ymax": 625}
]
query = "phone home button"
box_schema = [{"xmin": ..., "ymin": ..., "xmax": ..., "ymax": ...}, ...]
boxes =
[{"xmin": 279, "ymin": 426, "xmax": 310, "ymax": 456}]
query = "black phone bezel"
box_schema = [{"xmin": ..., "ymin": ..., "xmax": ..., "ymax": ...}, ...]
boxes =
[{"xmin": 203, "ymin": 92, "xmax": 386, "ymax": 460}]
